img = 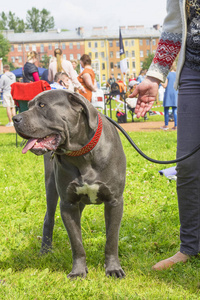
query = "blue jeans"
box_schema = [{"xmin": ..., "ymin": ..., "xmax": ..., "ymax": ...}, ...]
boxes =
[
  {"xmin": 177, "ymin": 65, "xmax": 200, "ymax": 255},
  {"xmin": 164, "ymin": 107, "xmax": 177, "ymax": 127}
]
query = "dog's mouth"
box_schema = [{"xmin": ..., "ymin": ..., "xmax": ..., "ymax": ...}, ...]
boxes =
[{"xmin": 22, "ymin": 134, "xmax": 61, "ymax": 155}]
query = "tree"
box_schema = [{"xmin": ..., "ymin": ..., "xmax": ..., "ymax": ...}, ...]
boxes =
[
  {"xmin": 142, "ymin": 53, "xmax": 155, "ymax": 70},
  {"xmin": 0, "ymin": 32, "xmax": 11, "ymax": 64},
  {"xmin": 0, "ymin": 12, "xmax": 8, "ymax": 30},
  {"xmin": 26, "ymin": 7, "xmax": 40, "ymax": 32},
  {"xmin": 40, "ymin": 9, "xmax": 54, "ymax": 32},
  {"xmin": 26, "ymin": 7, "xmax": 54, "ymax": 32},
  {"xmin": 0, "ymin": 11, "xmax": 25, "ymax": 32}
]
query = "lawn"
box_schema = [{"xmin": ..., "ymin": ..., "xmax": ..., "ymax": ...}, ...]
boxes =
[{"xmin": 1, "ymin": 107, "xmax": 199, "ymax": 300}]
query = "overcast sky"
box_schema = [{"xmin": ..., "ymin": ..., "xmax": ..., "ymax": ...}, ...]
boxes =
[{"xmin": 3, "ymin": 0, "xmax": 167, "ymax": 31}]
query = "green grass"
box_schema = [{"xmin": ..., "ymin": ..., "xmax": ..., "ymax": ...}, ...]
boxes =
[{"xmin": 1, "ymin": 108, "xmax": 199, "ymax": 299}]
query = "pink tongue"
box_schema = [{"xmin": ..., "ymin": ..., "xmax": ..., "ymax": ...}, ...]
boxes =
[{"xmin": 22, "ymin": 138, "xmax": 38, "ymax": 154}]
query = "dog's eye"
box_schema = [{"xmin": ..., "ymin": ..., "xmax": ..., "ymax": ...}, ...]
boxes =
[{"xmin": 39, "ymin": 103, "xmax": 45, "ymax": 108}]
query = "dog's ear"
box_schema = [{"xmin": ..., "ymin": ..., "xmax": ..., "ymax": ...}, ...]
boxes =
[{"xmin": 68, "ymin": 92, "xmax": 99, "ymax": 131}]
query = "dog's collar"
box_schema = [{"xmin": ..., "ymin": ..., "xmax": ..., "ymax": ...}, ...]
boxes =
[{"xmin": 66, "ymin": 113, "xmax": 103, "ymax": 157}]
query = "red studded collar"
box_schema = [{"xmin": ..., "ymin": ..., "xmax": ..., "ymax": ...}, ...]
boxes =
[{"xmin": 66, "ymin": 113, "xmax": 103, "ymax": 157}]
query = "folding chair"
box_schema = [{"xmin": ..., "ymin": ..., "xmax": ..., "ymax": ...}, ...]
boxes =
[{"xmin": 11, "ymin": 80, "xmax": 51, "ymax": 146}]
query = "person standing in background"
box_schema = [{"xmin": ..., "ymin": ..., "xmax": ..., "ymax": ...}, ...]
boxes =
[
  {"xmin": 160, "ymin": 64, "xmax": 178, "ymax": 130},
  {"xmin": 23, "ymin": 51, "xmax": 40, "ymax": 82},
  {"xmin": 0, "ymin": 65, "xmax": 16, "ymax": 127},
  {"xmin": 78, "ymin": 54, "xmax": 97, "ymax": 102}
]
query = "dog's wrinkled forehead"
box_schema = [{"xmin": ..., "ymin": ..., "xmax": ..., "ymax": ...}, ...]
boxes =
[{"xmin": 29, "ymin": 89, "xmax": 71, "ymax": 108}]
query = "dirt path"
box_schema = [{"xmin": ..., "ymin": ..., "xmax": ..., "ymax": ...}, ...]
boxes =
[{"xmin": 0, "ymin": 121, "xmax": 175, "ymax": 134}]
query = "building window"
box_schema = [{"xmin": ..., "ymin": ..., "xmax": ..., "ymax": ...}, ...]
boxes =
[
  {"xmin": 110, "ymin": 51, "xmax": 113, "ymax": 58},
  {"xmin": 102, "ymin": 74, "xmax": 106, "ymax": 81},
  {"xmin": 102, "ymin": 63, "xmax": 105, "ymax": 70},
  {"xmin": 11, "ymin": 45, "xmax": 14, "ymax": 52},
  {"xmin": 101, "ymin": 52, "xmax": 105, "ymax": 58},
  {"xmin": 62, "ymin": 43, "xmax": 66, "ymax": 50},
  {"xmin": 110, "ymin": 62, "xmax": 114, "ymax": 69},
  {"xmin": 125, "ymin": 51, "xmax": 129, "ymax": 57},
  {"xmin": 139, "ymin": 40, "xmax": 143, "ymax": 46},
  {"xmin": 26, "ymin": 45, "xmax": 29, "ymax": 51},
  {"xmin": 55, "ymin": 43, "xmax": 58, "ymax": 49},
  {"xmin": 95, "ymin": 52, "xmax": 98, "ymax": 58},
  {"xmin": 18, "ymin": 44, "xmax": 22, "ymax": 52},
  {"xmin": 117, "ymin": 62, "xmax": 120, "ymax": 69},
  {"xmin": 132, "ymin": 50, "xmax": 135, "ymax": 57},
  {"xmin": 125, "ymin": 40, "xmax": 128, "ymax": 47},
  {"xmin": 109, "ymin": 41, "xmax": 113, "ymax": 47},
  {"xmin": 116, "ymin": 51, "xmax": 120, "ymax": 58},
  {"xmin": 18, "ymin": 56, "xmax": 22, "ymax": 63},
  {"xmin": 101, "ymin": 41, "xmax": 104, "ymax": 47},
  {"xmin": 147, "ymin": 50, "xmax": 150, "ymax": 56},
  {"xmin": 95, "ymin": 42, "xmax": 98, "ymax": 48},
  {"xmin": 88, "ymin": 42, "xmax": 91, "ymax": 47},
  {"xmin": 63, "ymin": 54, "xmax": 66, "ymax": 60},
  {"xmin": 89, "ymin": 52, "xmax": 92, "ymax": 57},
  {"xmin": 152, "ymin": 39, "xmax": 156, "ymax": 45},
  {"xmin": 131, "ymin": 40, "xmax": 135, "ymax": 46},
  {"xmin": 48, "ymin": 44, "xmax": 52, "ymax": 50},
  {"xmin": 11, "ymin": 57, "xmax": 15, "ymax": 63},
  {"xmin": 77, "ymin": 42, "xmax": 80, "ymax": 49},
  {"xmin": 32, "ymin": 44, "xmax": 36, "ymax": 51},
  {"xmin": 140, "ymin": 51, "xmax": 144, "ymax": 57},
  {"xmin": 40, "ymin": 44, "xmax": 44, "ymax": 52},
  {"xmin": 153, "ymin": 49, "xmax": 156, "ymax": 54},
  {"xmin": 146, "ymin": 39, "xmax": 150, "ymax": 45},
  {"xmin": 127, "ymin": 61, "xmax": 129, "ymax": 68},
  {"xmin": 95, "ymin": 63, "xmax": 99, "ymax": 70},
  {"xmin": 132, "ymin": 61, "xmax": 135, "ymax": 68},
  {"xmin": 77, "ymin": 53, "xmax": 81, "ymax": 60},
  {"xmin": 69, "ymin": 43, "xmax": 73, "ymax": 49},
  {"xmin": 116, "ymin": 41, "xmax": 119, "ymax": 47},
  {"xmin": 70, "ymin": 54, "xmax": 74, "ymax": 60}
]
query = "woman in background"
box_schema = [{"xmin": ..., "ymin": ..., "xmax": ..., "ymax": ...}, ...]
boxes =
[
  {"xmin": 78, "ymin": 54, "xmax": 97, "ymax": 102},
  {"xmin": 23, "ymin": 51, "xmax": 40, "ymax": 82}
]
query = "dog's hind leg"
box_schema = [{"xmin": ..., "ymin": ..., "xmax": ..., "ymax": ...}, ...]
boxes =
[
  {"xmin": 104, "ymin": 200, "xmax": 125, "ymax": 278},
  {"xmin": 41, "ymin": 153, "xmax": 59, "ymax": 253}
]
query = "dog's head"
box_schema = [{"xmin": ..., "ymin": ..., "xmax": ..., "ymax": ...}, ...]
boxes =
[{"xmin": 13, "ymin": 90, "xmax": 99, "ymax": 155}]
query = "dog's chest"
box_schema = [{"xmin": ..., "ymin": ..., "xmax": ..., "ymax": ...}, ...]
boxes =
[{"xmin": 76, "ymin": 183, "xmax": 100, "ymax": 204}]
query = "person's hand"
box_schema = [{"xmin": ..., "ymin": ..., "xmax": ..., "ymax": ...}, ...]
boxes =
[
  {"xmin": 129, "ymin": 76, "xmax": 160, "ymax": 118},
  {"xmin": 80, "ymin": 86, "xmax": 86, "ymax": 93}
]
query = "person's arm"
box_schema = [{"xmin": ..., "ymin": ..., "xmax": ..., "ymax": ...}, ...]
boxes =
[
  {"xmin": 82, "ymin": 73, "xmax": 97, "ymax": 92},
  {"xmin": 130, "ymin": 0, "xmax": 182, "ymax": 118},
  {"xmin": 161, "ymin": 78, "xmax": 168, "ymax": 89},
  {"xmin": 48, "ymin": 64, "xmax": 54, "ymax": 82},
  {"xmin": 147, "ymin": 0, "xmax": 182, "ymax": 83},
  {"xmin": 65, "ymin": 61, "xmax": 86, "ymax": 93},
  {"xmin": 32, "ymin": 72, "xmax": 40, "ymax": 81}
]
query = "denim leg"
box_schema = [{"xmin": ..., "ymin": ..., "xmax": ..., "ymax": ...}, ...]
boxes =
[
  {"xmin": 177, "ymin": 66, "xmax": 200, "ymax": 255},
  {"xmin": 164, "ymin": 107, "xmax": 169, "ymax": 126},
  {"xmin": 172, "ymin": 107, "xmax": 177, "ymax": 127}
]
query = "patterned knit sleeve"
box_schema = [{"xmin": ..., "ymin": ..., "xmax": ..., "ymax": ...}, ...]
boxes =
[{"xmin": 147, "ymin": 0, "xmax": 182, "ymax": 82}]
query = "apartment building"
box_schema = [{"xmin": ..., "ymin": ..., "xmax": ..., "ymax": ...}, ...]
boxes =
[{"xmin": 3, "ymin": 25, "xmax": 161, "ymax": 84}]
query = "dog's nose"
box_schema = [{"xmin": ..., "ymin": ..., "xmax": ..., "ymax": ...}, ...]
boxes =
[{"xmin": 13, "ymin": 115, "xmax": 23, "ymax": 123}]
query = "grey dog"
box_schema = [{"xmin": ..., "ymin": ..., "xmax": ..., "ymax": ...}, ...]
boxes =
[{"xmin": 13, "ymin": 89, "xmax": 126, "ymax": 278}]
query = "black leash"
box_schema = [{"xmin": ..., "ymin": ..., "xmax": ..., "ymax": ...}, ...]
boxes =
[{"xmin": 106, "ymin": 116, "xmax": 200, "ymax": 164}]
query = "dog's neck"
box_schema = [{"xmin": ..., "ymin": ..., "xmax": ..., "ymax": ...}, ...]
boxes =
[{"xmin": 66, "ymin": 113, "xmax": 103, "ymax": 157}]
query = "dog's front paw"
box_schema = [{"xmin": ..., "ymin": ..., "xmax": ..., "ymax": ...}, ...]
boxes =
[
  {"xmin": 67, "ymin": 266, "xmax": 88, "ymax": 279},
  {"xmin": 105, "ymin": 261, "xmax": 125, "ymax": 278}
]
